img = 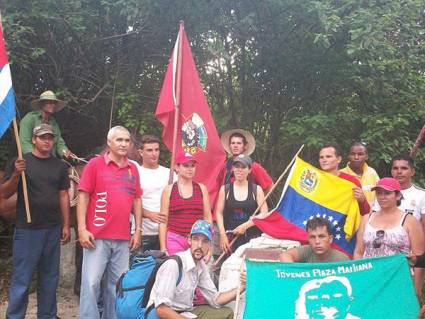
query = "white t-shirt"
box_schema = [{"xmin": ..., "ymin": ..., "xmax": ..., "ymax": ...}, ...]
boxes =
[
  {"xmin": 138, "ymin": 165, "xmax": 174, "ymax": 235},
  {"xmin": 373, "ymin": 184, "xmax": 425, "ymax": 221}
]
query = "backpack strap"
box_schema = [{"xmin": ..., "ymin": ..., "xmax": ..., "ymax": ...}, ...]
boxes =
[
  {"xmin": 167, "ymin": 255, "xmax": 183, "ymax": 284},
  {"xmin": 144, "ymin": 304, "xmax": 156, "ymax": 319},
  {"xmin": 116, "ymin": 255, "xmax": 161, "ymax": 298},
  {"xmin": 401, "ymin": 213, "xmax": 409, "ymax": 227},
  {"xmin": 141, "ymin": 255, "xmax": 183, "ymax": 308},
  {"xmin": 224, "ymin": 183, "xmax": 231, "ymax": 200},
  {"xmin": 224, "ymin": 159, "xmax": 233, "ymax": 184},
  {"xmin": 251, "ymin": 183, "xmax": 257, "ymax": 201},
  {"xmin": 115, "ymin": 270, "xmax": 128, "ymax": 298}
]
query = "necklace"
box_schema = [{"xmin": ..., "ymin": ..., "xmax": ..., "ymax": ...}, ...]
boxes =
[{"xmin": 177, "ymin": 181, "xmax": 193, "ymax": 199}]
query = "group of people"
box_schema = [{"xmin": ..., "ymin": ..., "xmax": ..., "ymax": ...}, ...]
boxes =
[
  {"xmin": 2, "ymin": 90, "xmax": 425, "ymax": 318},
  {"xmin": 2, "ymin": 91, "xmax": 274, "ymax": 319}
]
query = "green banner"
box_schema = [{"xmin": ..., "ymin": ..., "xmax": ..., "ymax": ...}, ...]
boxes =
[{"xmin": 244, "ymin": 254, "xmax": 418, "ymax": 319}]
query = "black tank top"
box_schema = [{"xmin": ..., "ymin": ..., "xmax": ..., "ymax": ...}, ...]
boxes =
[
  {"xmin": 224, "ymin": 182, "xmax": 261, "ymax": 235},
  {"xmin": 223, "ymin": 183, "xmax": 261, "ymax": 250}
]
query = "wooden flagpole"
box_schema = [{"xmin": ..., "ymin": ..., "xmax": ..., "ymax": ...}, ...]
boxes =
[
  {"xmin": 12, "ymin": 118, "xmax": 31, "ymax": 223},
  {"xmin": 168, "ymin": 21, "xmax": 184, "ymax": 184},
  {"xmin": 233, "ymin": 255, "xmax": 246, "ymax": 319},
  {"xmin": 213, "ymin": 144, "xmax": 305, "ymax": 267}
]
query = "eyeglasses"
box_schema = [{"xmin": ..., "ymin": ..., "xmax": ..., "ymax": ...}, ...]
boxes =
[{"xmin": 372, "ymin": 230, "xmax": 385, "ymax": 249}]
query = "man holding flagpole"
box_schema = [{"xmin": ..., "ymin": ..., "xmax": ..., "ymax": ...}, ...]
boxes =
[{"xmin": 2, "ymin": 124, "xmax": 70, "ymax": 319}]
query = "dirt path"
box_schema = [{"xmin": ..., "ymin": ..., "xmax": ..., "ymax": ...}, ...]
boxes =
[{"xmin": 0, "ymin": 287, "xmax": 79, "ymax": 318}]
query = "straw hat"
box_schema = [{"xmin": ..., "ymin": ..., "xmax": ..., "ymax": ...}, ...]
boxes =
[
  {"xmin": 220, "ymin": 129, "xmax": 256, "ymax": 156},
  {"xmin": 30, "ymin": 90, "xmax": 67, "ymax": 112}
]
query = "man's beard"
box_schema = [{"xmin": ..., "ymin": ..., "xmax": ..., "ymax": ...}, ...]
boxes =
[{"xmin": 192, "ymin": 248, "xmax": 206, "ymax": 260}]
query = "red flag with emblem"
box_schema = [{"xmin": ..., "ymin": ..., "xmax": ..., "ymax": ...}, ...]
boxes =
[{"xmin": 155, "ymin": 24, "xmax": 225, "ymax": 206}]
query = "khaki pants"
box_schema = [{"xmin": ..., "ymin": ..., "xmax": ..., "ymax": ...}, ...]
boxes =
[{"xmin": 191, "ymin": 305, "xmax": 233, "ymax": 319}]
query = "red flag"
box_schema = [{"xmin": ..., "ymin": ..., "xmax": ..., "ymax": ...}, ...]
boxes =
[{"xmin": 155, "ymin": 25, "xmax": 225, "ymax": 205}]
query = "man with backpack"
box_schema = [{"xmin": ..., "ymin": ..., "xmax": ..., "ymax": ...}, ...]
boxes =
[{"xmin": 148, "ymin": 220, "xmax": 245, "ymax": 319}]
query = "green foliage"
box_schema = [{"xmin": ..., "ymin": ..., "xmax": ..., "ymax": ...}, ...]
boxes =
[{"xmin": 0, "ymin": 0, "xmax": 424, "ymax": 183}]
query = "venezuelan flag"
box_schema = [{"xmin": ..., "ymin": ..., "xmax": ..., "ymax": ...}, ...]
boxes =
[{"xmin": 253, "ymin": 157, "xmax": 361, "ymax": 255}]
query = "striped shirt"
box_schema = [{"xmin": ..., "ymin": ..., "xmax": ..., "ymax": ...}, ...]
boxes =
[{"xmin": 168, "ymin": 182, "xmax": 204, "ymax": 236}]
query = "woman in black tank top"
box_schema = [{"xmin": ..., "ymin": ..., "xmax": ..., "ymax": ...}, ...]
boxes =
[{"xmin": 215, "ymin": 154, "xmax": 268, "ymax": 253}]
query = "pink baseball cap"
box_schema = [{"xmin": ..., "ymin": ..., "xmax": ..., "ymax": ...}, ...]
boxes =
[
  {"xmin": 372, "ymin": 177, "xmax": 401, "ymax": 192},
  {"xmin": 175, "ymin": 150, "xmax": 198, "ymax": 165}
]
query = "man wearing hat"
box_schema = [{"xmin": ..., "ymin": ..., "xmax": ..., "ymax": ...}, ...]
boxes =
[
  {"xmin": 148, "ymin": 220, "xmax": 245, "ymax": 319},
  {"xmin": 19, "ymin": 90, "xmax": 74, "ymax": 158},
  {"xmin": 2, "ymin": 123, "xmax": 70, "ymax": 318},
  {"xmin": 213, "ymin": 130, "xmax": 273, "ymax": 260},
  {"xmin": 220, "ymin": 129, "xmax": 273, "ymax": 194}
]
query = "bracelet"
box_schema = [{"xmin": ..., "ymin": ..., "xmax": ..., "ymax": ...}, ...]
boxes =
[{"xmin": 136, "ymin": 227, "xmax": 142, "ymax": 233}]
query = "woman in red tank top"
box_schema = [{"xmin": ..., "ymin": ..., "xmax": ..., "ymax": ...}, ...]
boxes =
[{"xmin": 158, "ymin": 151, "xmax": 212, "ymax": 255}]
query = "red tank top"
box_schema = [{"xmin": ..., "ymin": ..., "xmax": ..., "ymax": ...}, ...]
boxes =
[{"xmin": 167, "ymin": 182, "xmax": 204, "ymax": 237}]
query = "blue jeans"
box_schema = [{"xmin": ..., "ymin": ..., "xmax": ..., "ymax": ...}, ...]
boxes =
[
  {"xmin": 6, "ymin": 225, "xmax": 61, "ymax": 319},
  {"xmin": 79, "ymin": 239, "xmax": 129, "ymax": 319}
]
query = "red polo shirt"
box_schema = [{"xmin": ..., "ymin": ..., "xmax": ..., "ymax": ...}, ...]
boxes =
[{"xmin": 78, "ymin": 153, "xmax": 142, "ymax": 240}]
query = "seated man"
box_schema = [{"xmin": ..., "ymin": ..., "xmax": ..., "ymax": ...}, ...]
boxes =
[
  {"xmin": 279, "ymin": 217, "xmax": 349, "ymax": 263},
  {"xmin": 148, "ymin": 220, "xmax": 245, "ymax": 319}
]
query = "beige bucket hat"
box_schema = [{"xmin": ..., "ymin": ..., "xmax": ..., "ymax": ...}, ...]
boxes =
[
  {"xmin": 220, "ymin": 129, "xmax": 256, "ymax": 156},
  {"xmin": 31, "ymin": 90, "xmax": 67, "ymax": 112}
]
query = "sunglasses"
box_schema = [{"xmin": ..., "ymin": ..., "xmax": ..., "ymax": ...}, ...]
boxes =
[{"xmin": 372, "ymin": 230, "xmax": 385, "ymax": 249}]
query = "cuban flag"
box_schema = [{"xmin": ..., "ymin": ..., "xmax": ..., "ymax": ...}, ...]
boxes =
[{"xmin": 0, "ymin": 17, "xmax": 16, "ymax": 137}]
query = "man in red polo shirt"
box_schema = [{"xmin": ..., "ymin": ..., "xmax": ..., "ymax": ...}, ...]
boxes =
[{"xmin": 77, "ymin": 125, "xmax": 142, "ymax": 319}]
